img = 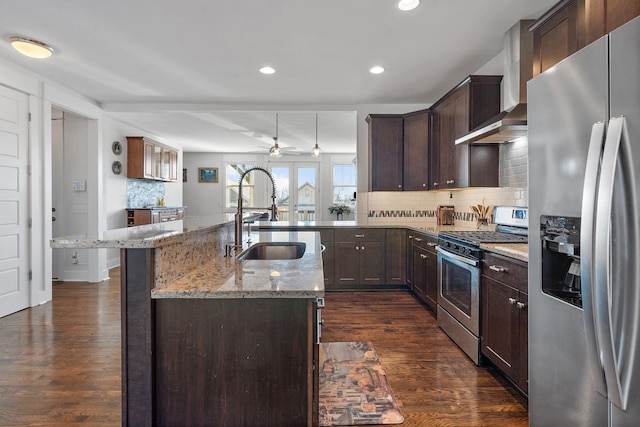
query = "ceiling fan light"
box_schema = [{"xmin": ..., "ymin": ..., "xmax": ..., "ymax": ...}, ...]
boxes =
[
  {"xmin": 397, "ymin": 0, "xmax": 420, "ymax": 11},
  {"xmin": 269, "ymin": 141, "xmax": 282, "ymax": 157},
  {"xmin": 10, "ymin": 36, "xmax": 54, "ymax": 59}
]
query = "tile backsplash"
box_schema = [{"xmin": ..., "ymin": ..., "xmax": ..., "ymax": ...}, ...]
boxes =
[
  {"xmin": 361, "ymin": 186, "xmax": 527, "ymax": 229},
  {"xmin": 127, "ymin": 179, "xmax": 165, "ymax": 208}
]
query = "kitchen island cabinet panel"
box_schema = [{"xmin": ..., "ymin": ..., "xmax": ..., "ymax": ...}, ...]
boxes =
[{"xmin": 154, "ymin": 298, "xmax": 316, "ymax": 426}]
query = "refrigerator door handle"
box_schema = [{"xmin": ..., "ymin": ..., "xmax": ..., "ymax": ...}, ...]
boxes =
[
  {"xmin": 594, "ymin": 116, "xmax": 632, "ymax": 410},
  {"xmin": 580, "ymin": 121, "xmax": 607, "ymax": 398}
]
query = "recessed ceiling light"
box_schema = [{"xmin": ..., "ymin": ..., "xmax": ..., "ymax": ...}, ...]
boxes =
[
  {"xmin": 397, "ymin": 0, "xmax": 420, "ymax": 11},
  {"xmin": 259, "ymin": 66, "xmax": 276, "ymax": 75},
  {"xmin": 9, "ymin": 36, "xmax": 54, "ymax": 59},
  {"xmin": 370, "ymin": 66, "xmax": 385, "ymax": 74}
]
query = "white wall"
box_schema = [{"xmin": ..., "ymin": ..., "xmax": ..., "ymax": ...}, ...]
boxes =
[{"xmin": 183, "ymin": 152, "xmax": 356, "ymax": 222}]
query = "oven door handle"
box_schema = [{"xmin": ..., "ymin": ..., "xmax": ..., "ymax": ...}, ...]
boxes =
[{"xmin": 436, "ymin": 246, "xmax": 479, "ymax": 267}]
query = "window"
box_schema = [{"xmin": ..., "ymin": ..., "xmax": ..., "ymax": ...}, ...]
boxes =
[
  {"xmin": 225, "ymin": 163, "xmax": 254, "ymax": 209},
  {"xmin": 332, "ymin": 163, "xmax": 357, "ymax": 209}
]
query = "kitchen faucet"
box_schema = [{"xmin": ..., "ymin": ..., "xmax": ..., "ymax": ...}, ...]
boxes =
[{"xmin": 226, "ymin": 166, "xmax": 278, "ymax": 256}]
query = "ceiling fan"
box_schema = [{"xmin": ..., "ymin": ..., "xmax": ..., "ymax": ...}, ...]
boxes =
[{"xmin": 249, "ymin": 113, "xmax": 302, "ymax": 156}]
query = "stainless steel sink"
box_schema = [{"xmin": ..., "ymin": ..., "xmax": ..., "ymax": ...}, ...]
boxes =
[{"xmin": 237, "ymin": 241, "xmax": 306, "ymax": 260}]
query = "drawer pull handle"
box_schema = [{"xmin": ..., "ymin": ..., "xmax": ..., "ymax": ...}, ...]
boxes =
[
  {"xmin": 414, "ymin": 238, "xmax": 423, "ymax": 242},
  {"xmin": 517, "ymin": 302, "xmax": 526, "ymax": 310},
  {"xmin": 408, "ymin": 235, "xmax": 413, "ymax": 239},
  {"xmin": 509, "ymin": 298, "xmax": 517, "ymax": 305},
  {"xmin": 489, "ymin": 265, "xmax": 506, "ymax": 272},
  {"xmin": 420, "ymin": 254, "xmax": 427, "ymax": 259},
  {"xmin": 427, "ymin": 242, "xmax": 437, "ymax": 247},
  {"xmin": 355, "ymin": 234, "xmax": 365, "ymax": 238}
]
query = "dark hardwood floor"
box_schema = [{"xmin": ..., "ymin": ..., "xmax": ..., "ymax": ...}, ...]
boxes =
[{"xmin": 0, "ymin": 269, "xmax": 527, "ymax": 426}]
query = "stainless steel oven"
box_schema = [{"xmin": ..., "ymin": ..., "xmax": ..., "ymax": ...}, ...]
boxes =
[{"xmin": 436, "ymin": 206, "xmax": 528, "ymax": 365}]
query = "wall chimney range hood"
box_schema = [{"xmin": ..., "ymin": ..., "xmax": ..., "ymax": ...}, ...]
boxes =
[{"xmin": 456, "ymin": 20, "xmax": 533, "ymax": 145}]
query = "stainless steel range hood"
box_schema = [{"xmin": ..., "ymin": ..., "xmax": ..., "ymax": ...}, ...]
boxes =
[{"xmin": 456, "ymin": 20, "xmax": 533, "ymax": 145}]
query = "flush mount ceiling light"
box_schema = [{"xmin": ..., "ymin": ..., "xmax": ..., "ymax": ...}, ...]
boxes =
[
  {"xmin": 369, "ymin": 66, "xmax": 385, "ymax": 74},
  {"xmin": 397, "ymin": 0, "xmax": 420, "ymax": 11},
  {"xmin": 259, "ymin": 66, "xmax": 276, "ymax": 75},
  {"xmin": 9, "ymin": 36, "xmax": 54, "ymax": 59},
  {"xmin": 311, "ymin": 114, "xmax": 321, "ymax": 157},
  {"xmin": 270, "ymin": 113, "xmax": 282, "ymax": 157}
]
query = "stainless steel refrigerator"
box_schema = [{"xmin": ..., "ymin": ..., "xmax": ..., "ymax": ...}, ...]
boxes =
[{"xmin": 528, "ymin": 15, "xmax": 640, "ymax": 427}]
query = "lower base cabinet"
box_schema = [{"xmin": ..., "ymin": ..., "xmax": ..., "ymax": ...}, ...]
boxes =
[
  {"xmin": 334, "ymin": 228, "xmax": 385, "ymax": 287},
  {"xmin": 411, "ymin": 234, "xmax": 438, "ymax": 312},
  {"xmin": 481, "ymin": 252, "xmax": 528, "ymax": 394}
]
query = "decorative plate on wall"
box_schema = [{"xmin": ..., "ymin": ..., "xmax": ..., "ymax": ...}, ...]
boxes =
[
  {"xmin": 112, "ymin": 161, "xmax": 123, "ymax": 175},
  {"xmin": 112, "ymin": 140, "xmax": 123, "ymax": 155}
]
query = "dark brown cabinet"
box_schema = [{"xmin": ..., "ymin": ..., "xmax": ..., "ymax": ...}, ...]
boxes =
[
  {"xmin": 127, "ymin": 136, "xmax": 179, "ymax": 182},
  {"xmin": 531, "ymin": 0, "xmax": 640, "ymax": 77},
  {"xmin": 334, "ymin": 228, "xmax": 385, "ymax": 287},
  {"xmin": 318, "ymin": 229, "xmax": 335, "ymax": 288},
  {"xmin": 403, "ymin": 110, "xmax": 431, "ymax": 191},
  {"xmin": 481, "ymin": 252, "xmax": 528, "ymax": 394},
  {"xmin": 154, "ymin": 298, "xmax": 318, "ymax": 426},
  {"xmin": 367, "ymin": 115, "xmax": 404, "ymax": 191},
  {"xmin": 385, "ymin": 229, "xmax": 406, "ymax": 285},
  {"xmin": 411, "ymin": 233, "xmax": 438, "ymax": 312},
  {"xmin": 430, "ymin": 76, "xmax": 502, "ymax": 190}
]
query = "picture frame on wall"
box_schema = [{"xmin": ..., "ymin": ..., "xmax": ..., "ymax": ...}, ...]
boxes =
[{"xmin": 198, "ymin": 167, "xmax": 218, "ymax": 183}]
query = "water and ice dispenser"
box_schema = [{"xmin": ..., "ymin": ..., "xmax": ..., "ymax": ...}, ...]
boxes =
[{"xmin": 540, "ymin": 215, "xmax": 582, "ymax": 308}]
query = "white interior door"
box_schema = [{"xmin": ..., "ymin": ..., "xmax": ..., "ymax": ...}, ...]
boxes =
[
  {"xmin": 51, "ymin": 108, "xmax": 64, "ymax": 280},
  {"xmin": 0, "ymin": 85, "xmax": 30, "ymax": 318},
  {"xmin": 269, "ymin": 163, "xmax": 318, "ymax": 221}
]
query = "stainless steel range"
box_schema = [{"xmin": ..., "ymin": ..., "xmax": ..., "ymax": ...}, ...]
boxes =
[{"xmin": 436, "ymin": 206, "xmax": 528, "ymax": 365}]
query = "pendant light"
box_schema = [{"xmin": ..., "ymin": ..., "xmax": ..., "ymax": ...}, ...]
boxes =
[
  {"xmin": 311, "ymin": 113, "xmax": 321, "ymax": 157},
  {"xmin": 269, "ymin": 113, "xmax": 282, "ymax": 157}
]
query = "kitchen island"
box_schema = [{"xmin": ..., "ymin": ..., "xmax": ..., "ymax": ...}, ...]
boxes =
[{"xmin": 51, "ymin": 217, "xmax": 324, "ymax": 427}]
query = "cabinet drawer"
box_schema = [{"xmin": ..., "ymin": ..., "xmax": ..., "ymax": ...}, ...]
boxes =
[
  {"xmin": 482, "ymin": 251, "xmax": 528, "ymax": 293},
  {"xmin": 334, "ymin": 228, "xmax": 385, "ymax": 242},
  {"xmin": 409, "ymin": 233, "xmax": 438, "ymax": 252}
]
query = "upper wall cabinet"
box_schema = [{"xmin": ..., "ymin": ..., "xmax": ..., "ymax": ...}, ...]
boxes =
[
  {"xmin": 367, "ymin": 110, "xmax": 432, "ymax": 192},
  {"xmin": 530, "ymin": 0, "xmax": 640, "ymax": 76},
  {"xmin": 127, "ymin": 136, "xmax": 179, "ymax": 182},
  {"xmin": 367, "ymin": 114, "xmax": 404, "ymax": 191},
  {"xmin": 403, "ymin": 109, "xmax": 431, "ymax": 191},
  {"xmin": 430, "ymin": 75, "xmax": 502, "ymax": 190}
]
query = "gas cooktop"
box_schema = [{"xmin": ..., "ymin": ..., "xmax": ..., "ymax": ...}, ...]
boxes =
[{"xmin": 438, "ymin": 230, "xmax": 528, "ymax": 245}]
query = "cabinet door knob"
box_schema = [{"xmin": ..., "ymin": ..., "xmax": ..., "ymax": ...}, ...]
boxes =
[
  {"xmin": 422, "ymin": 183, "xmax": 426, "ymax": 187},
  {"xmin": 408, "ymin": 235, "xmax": 413, "ymax": 239},
  {"xmin": 433, "ymin": 182, "xmax": 438, "ymax": 186},
  {"xmin": 489, "ymin": 265, "xmax": 506, "ymax": 272},
  {"xmin": 355, "ymin": 246, "xmax": 359, "ymax": 250},
  {"xmin": 427, "ymin": 242, "xmax": 437, "ymax": 247},
  {"xmin": 508, "ymin": 297, "xmax": 517, "ymax": 305},
  {"xmin": 361, "ymin": 246, "xmax": 365, "ymax": 250},
  {"xmin": 420, "ymin": 254, "xmax": 427, "ymax": 259},
  {"xmin": 516, "ymin": 302, "xmax": 526, "ymax": 310}
]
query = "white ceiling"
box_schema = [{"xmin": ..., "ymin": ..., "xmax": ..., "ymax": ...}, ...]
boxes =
[{"xmin": 0, "ymin": 0, "xmax": 556, "ymax": 153}]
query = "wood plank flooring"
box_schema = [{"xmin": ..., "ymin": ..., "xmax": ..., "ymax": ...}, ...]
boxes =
[
  {"xmin": 0, "ymin": 270, "xmax": 527, "ymax": 426},
  {"xmin": 322, "ymin": 291, "xmax": 528, "ymax": 426}
]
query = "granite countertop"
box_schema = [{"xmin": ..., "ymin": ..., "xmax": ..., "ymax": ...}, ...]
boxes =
[
  {"xmin": 152, "ymin": 230, "xmax": 325, "ymax": 299},
  {"xmin": 479, "ymin": 243, "xmax": 528, "ymax": 262},
  {"xmin": 50, "ymin": 215, "xmax": 230, "ymax": 249}
]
